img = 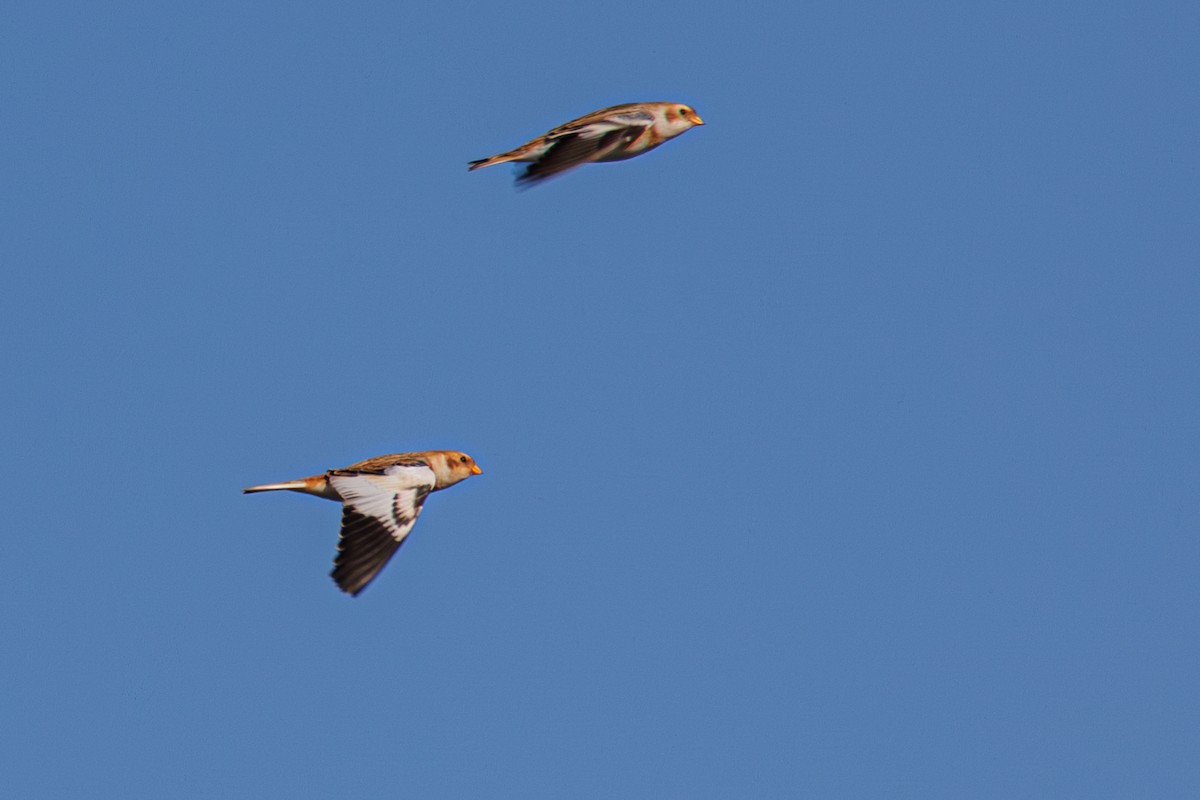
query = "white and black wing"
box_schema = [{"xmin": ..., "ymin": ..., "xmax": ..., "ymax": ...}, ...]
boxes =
[
  {"xmin": 327, "ymin": 463, "xmax": 437, "ymax": 596},
  {"xmin": 519, "ymin": 109, "xmax": 655, "ymax": 186}
]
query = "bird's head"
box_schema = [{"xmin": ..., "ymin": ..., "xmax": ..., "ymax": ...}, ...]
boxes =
[
  {"xmin": 669, "ymin": 103, "xmax": 704, "ymax": 129},
  {"xmin": 432, "ymin": 451, "xmax": 483, "ymax": 489}
]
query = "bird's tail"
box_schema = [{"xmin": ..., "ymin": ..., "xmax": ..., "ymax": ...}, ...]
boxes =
[
  {"xmin": 468, "ymin": 155, "xmax": 504, "ymax": 171},
  {"xmin": 468, "ymin": 148, "xmax": 526, "ymax": 171},
  {"xmin": 243, "ymin": 474, "xmax": 327, "ymax": 495}
]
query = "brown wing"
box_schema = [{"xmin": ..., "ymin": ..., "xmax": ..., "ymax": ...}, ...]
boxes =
[
  {"xmin": 341, "ymin": 452, "xmax": 430, "ymax": 472},
  {"xmin": 542, "ymin": 103, "xmax": 655, "ymax": 137},
  {"xmin": 517, "ymin": 127, "xmax": 644, "ymax": 187}
]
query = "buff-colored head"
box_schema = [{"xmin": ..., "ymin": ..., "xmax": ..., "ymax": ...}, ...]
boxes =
[
  {"xmin": 428, "ymin": 451, "xmax": 483, "ymax": 489},
  {"xmin": 660, "ymin": 103, "xmax": 704, "ymax": 133}
]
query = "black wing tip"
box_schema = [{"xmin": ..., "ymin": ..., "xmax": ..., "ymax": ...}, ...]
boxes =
[
  {"xmin": 514, "ymin": 159, "xmax": 577, "ymax": 188},
  {"xmin": 331, "ymin": 563, "xmax": 380, "ymax": 597},
  {"xmin": 514, "ymin": 168, "xmax": 549, "ymax": 189},
  {"xmin": 330, "ymin": 508, "xmax": 406, "ymax": 597},
  {"xmin": 334, "ymin": 575, "xmax": 369, "ymax": 597}
]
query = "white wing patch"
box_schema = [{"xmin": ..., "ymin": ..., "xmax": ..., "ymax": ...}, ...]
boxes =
[
  {"xmin": 328, "ymin": 463, "xmax": 437, "ymax": 543},
  {"xmin": 558, "ymin": 110, "xmax": 654, "ymax": 140},
  {"xmin": 570, "ymin": 121, "xmax": 630, "ymax": 140},
  {"xmin": 327, "ymin": 463, "xmax": 441, "ymax": 595},
  {"xmin": 604, "ymin": 110, "xmax": 655, "ymax": 126}
]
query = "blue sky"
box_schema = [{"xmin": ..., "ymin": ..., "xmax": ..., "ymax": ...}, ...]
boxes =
[{"xmin": 3, "ymin": 1, "xmax": 1198, "ymax": 797}]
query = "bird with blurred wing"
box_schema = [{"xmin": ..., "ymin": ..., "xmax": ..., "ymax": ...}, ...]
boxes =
[{"xmin": 244, "ymin": 450, "xmax": 482, "ymax": 596}]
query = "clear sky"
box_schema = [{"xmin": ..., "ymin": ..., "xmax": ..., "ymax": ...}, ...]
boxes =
[{"xmin": 3, "ymin": 1, "xmax": 1198, "ymax": 797}]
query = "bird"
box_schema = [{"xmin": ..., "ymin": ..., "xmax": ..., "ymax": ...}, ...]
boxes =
[
  {"xmin": 468, "ymin": 101, "xmax": 704, "ymax": 186},
  {"xmin": 243, "ymin": 450, "xmax": 482, "ymax": 596}
]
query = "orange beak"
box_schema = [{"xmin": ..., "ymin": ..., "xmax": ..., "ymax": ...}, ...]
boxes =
[
  {"xmin": 688, "ymin": 113, "xmax": 704, "ymax": 126},
  {"xmin": 470, "ymin": 463, "xmax": 483, "ymax": 475}
]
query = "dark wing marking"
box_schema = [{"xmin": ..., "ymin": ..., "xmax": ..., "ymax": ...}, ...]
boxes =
[
  {"xmin": 326, "ymin": 465, "xmax": 436, "ymax": 596},
  {"xmin": 517, "ymin": 126, "xmax": 645, "ymax": 186},
  {"xmin": 331, "ymin": 484, "xmax": 431, "ymax": 596},
  {"xmin": 546, "ymin": 106, "xmax": 655, "ymax": 137}
]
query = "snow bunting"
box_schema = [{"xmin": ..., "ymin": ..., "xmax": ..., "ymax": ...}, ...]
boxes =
[
  {"xmin": 469, "ymin": 102, "xmax": 704, "ymax": 186},
  {"xmin": 243, "ymin": 450, "xmax": 482, "ymax": 596}
]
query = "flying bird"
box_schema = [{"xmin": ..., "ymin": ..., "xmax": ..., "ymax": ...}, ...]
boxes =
[
  {"xmin": 469, "ymin": 101, "xmax": 704, "ymax": 186},
  {"xmin": 244, "ymin": 450, "xmax": 482, "ymax": 596}
]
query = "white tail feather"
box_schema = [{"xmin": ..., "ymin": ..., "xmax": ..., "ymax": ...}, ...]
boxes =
[{"xmin": 243, "ymin": 480, "xmax": 310, "ymax": 494}]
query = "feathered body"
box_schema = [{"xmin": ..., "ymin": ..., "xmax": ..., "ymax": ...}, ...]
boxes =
[
  {"xmin": 469, "ymin": 101, "xmax": 704, "ymax": 186},
  {"xmin": 244, "ymin": 450, "xmax": 482, "ymax": 596}
]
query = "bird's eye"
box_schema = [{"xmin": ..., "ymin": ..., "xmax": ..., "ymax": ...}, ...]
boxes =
[
  {"xmin": 678, "ymin": 108, "xmax": 688, "ymax": 116},
  {"xmin": 459, "ymin": 456, "xmax": 469, "ymax": 463}
]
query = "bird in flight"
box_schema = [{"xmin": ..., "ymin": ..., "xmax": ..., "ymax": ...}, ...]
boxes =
[
  {"xmin": 244, "ymin": 450, "xmax": 482, "ymax": 596},
  {"xmin": 469, "ymin": 101, "xmax": 704, "ymax": 187}
]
